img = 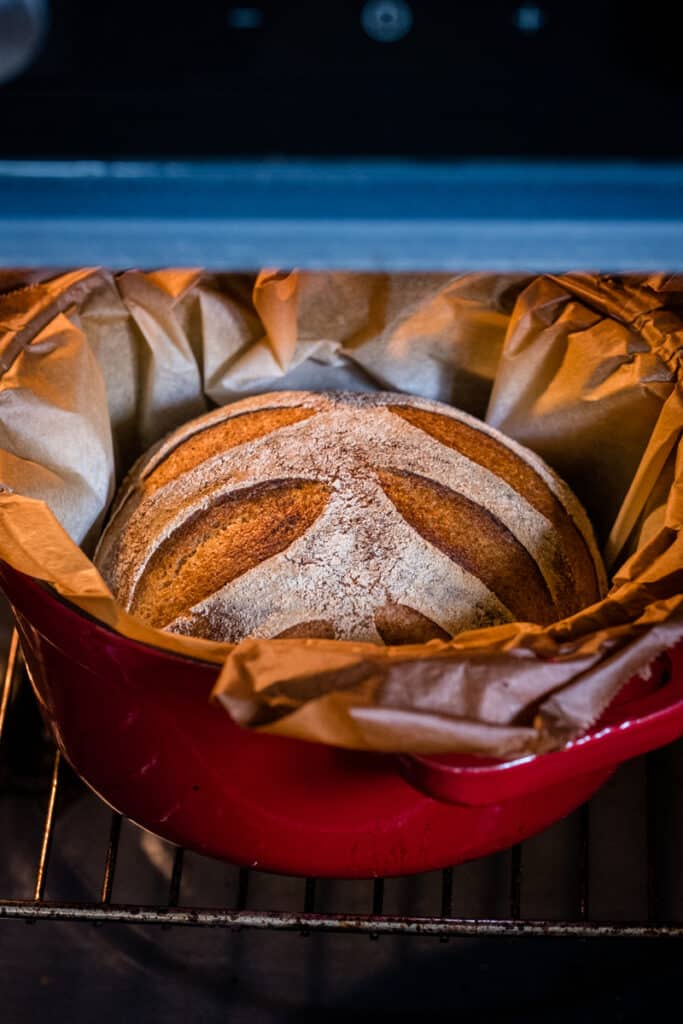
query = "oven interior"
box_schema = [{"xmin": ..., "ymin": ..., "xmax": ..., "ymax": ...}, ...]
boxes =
[{"xmin": 0, "ymin": 57, "xmax": 682, "ymax": 1001}]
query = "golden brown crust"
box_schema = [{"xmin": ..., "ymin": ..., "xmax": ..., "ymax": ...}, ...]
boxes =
[
  {"xmin": 145, "ymin": 407, "xmax": 316, "ymax": 494},
  {"xmin": 377, "ymin": 468, "xmax": 557, "ymax": 626},
  {"xmin": 389, "ymin": 404, "xmax": 601, "ymax": 613},
  {"xmin": 130, "ymin": 479, "xmax": 330, "ymax": 628},
  {"xmin": 374, "ymin": 602, "xmax": 450, "ymax": 644}
]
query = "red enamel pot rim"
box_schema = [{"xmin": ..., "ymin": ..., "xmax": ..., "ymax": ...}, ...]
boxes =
[{"xmin": 398, "ymin": 648, "xmax": 683, "ymax": 805}]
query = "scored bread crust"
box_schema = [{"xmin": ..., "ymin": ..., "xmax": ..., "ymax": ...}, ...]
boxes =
[{"xmin": 95, "ymin": 390, "xmax": 607, "ymax": 645}]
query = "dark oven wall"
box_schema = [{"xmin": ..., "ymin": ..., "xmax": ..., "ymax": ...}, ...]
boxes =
[{"xmin": 1, "ymin": 0, "xmax": 683, "ymax": 159}]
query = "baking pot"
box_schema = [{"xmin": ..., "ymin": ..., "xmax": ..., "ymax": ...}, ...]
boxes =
[{"xmin": 2, "ymin": 560, "xmax": 682, "ymax": 879}]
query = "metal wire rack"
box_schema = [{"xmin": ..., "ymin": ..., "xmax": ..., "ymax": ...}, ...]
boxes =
[{"xmin": 1, "ymin": 628, "xmax": 683, "ymax": 941}]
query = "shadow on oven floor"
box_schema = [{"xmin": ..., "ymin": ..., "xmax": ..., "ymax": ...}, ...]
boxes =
[{"xmin": 0, "ymin": 921, "xmax": 682, "ymax": 1022}]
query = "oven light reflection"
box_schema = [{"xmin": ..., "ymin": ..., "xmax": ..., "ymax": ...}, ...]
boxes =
[{"xmin": 513, "ymin": 5, "xmax": 545, "ymax": 33}]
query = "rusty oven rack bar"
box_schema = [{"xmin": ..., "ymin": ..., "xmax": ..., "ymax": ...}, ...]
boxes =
[{"xmin": 1, "ymin": 631, "xmax": 682, "ymax": 940}]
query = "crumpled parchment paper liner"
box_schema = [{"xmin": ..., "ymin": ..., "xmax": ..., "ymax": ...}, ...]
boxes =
[{"xmin": 0, "ymin": 268, "xmax": 682, "ymax": 756}]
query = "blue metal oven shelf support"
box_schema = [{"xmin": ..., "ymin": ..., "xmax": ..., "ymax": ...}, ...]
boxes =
[{"xmin": 0, "ymin": 159, "xmax": 682, "ymax": 270}]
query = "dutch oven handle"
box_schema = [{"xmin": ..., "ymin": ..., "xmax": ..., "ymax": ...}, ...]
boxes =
[{"xmin": 396, "ymin": 643, "xmax": 683, "ymax": 808}]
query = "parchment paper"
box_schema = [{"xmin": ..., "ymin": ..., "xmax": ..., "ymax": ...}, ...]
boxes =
[{"xmin": 0, "ymin": 268, "xmax": 681, "ymax": 757}]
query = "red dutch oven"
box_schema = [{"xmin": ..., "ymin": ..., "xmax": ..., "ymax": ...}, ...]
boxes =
[{"xmin": 3, "ymin": 560, "xmax": 683, "ymax": 879}]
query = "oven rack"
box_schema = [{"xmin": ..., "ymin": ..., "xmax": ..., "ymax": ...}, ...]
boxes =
[{"xmin": 1, "ymin": 629, "xmax": 683, "ymax": 940}]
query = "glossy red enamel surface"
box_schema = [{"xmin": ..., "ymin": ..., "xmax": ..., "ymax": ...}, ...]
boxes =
[{"xmin": 2, "ymin": 561, "xmax": 681, "ymax": 878}]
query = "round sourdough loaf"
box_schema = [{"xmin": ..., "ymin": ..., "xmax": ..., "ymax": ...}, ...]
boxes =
[{"xmin": 94, "ymin": 390, "xmax": 607, "ymax": 645}]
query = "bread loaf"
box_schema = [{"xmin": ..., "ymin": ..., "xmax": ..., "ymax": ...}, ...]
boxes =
[{"xmin": 95, "ymin": 391, "xmax": 606, "ymax": 644}]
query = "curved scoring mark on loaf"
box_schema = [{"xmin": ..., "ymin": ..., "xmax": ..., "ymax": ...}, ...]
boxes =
[
  {"xmin": 378, "ymin": 468, "xmax": 558, "ymax": 626},
  {"xmin": 130, "ymin": 479, "xmax": 330, "ymax": 628},
  {"xmin": 94, "ymin": 406, "xmax": 317, "ymax": 581},
  {"xmin": 374, "ymin": 603, "xmax": 450, "ymax": 644},
  {"xmin": 361, "ymin": 409, "xmax": 570, "ymax": 610},
  {"xmin": 274, "ymin": 620, "xmax": 337, "ymax": 640},
  {"xmin": 144, "ymin": 407, "xmax": 317, "ymax": 494},
  {"xmin": 389, "ymin": 404, "xmax": 602, "ymax": 612}
]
